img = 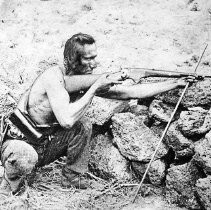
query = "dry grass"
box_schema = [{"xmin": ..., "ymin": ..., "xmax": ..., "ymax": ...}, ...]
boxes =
[
  {"xmin": 0, "ymin": 160, "xmax": 127, "ymax": 210},
  {"xmin": 0, "ymin": 157, "xmax": 175, "ymax": 210}
]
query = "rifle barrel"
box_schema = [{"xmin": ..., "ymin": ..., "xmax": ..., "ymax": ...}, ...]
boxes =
[
  {"xmin": 124, "ymin": 67, "xmax": 188, "ymax": 74},
  {"xmin": 124, "ymin": 67, "xmax": 211, "ymax": 79}
]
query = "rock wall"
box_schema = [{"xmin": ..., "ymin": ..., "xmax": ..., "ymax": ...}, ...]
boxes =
[{"xmin": 87, "ymin": 79, "xmax": 211, "ymax": 209}]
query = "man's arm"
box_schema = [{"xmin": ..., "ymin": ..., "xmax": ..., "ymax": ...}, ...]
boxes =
[
  {"xmin": 64, "ymin": 72, "xmax": 189, "ymax": 100},
  {"xmin": 43, "ymin": 70, "xmax": 98, "ymax": 128},
  {"xmin": 44, "ymin": 70, "xmax": 121, "ymax": 128},
  {"xmin": 64, "ymin": 74, "xmax": 101, "ymax": 93},
  {"xmin": 96, "ymin": 79, "xmax": 187, "ymax": 100},
  {"xmin": 64, "ymin": 71, "xmax": 127, "ymax": 93},
  {"xmin": 64, "ymin": 74, "xmax": 188, "ymax": 100}
]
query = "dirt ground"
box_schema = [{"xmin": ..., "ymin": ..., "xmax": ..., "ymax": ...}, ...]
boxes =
[{"xmin": 0, "ymin": 0, "xmax": 210, "ymax": 209}]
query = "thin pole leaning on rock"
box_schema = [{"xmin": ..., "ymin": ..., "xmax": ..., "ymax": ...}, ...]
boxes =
[{"xmin": 131, "ymin": 44, "xmax": 208, "ymax": 203}]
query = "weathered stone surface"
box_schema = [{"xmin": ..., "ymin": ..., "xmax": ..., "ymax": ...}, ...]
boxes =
[
  {"xmin": 149, "ymin": 99, "xmax": 175, "ymax": 123},
  {"xmin": 129, "ymin": 104, "xmax": 149, "ymax": 125},
  {"xmin": 132, "ymin": 159, "xmax": 166, "ymax": 186},
  {"xmin": 85, "ymin": 96, "xmax": 129, "ymax": 125},
  {"xmin": 193, "ymin": 131, "xmax": 211, "ymax": 175},
  {"xmin": 129, "ymin": 104, "xmax": 148, "ymax": 115},
  {"xmin": 165, "ymin": 162, "xmax": 201, "ymax": 209},
  {"xmin": 89, "ymin": 133, "xmax": 132, "ymax": 181},
  {"xmin": 156, "ymin": 79, "xmax": 211, "ymax": 108},
  {"xmin": 195, "ymin": 176, "xmax": 211, "ymax": 210},
  {"xmin": 150, "ymin": 123, "xmax": 166, "ymax": 137},
  {"xmin": 177, "ymin": 107, "xmax": 211, "ymax": 137},
  {"xmin": 111, "ymin": 112, "xmax": 168, "ymax": 162},
  {"xmin": 150, "ymin": 122, "xmax": 194, "ymax": 160},
  {"xmin": 164, "ymin": 122, "xmax": 195, "ymax": 160},
  {"xmin": 187, "ymin": 0, "xmax": 210, "ymax": 12}
]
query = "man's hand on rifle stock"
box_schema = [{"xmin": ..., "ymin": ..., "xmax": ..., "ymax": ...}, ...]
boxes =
[
  {"xmin": 93, "ymin": 73, "xmax": 123, "ymax": 93},
  {"xmin": 177, "ymin": 75, "xmax": 198, "ymax": 87},
  {"xmin": 105, "ymin": 70, "xmax": 130, "ymax": 81}
]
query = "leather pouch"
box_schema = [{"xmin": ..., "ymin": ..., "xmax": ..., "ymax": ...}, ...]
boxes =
[{"xmin": 9, "ymin": 108, "xmax": 43, "ymax": 141}]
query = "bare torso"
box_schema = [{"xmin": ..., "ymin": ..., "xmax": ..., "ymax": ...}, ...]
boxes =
[
  {"xmin": 27, "ymin": 70, "xmax": 58, "ymax": 125},
  {"xmin": 27, "ymin": 67, "xmax": 82, "ymax": 125},
  {"xmin": 25, "ymin": 65, "xmax": 118, "ymax": 128}
]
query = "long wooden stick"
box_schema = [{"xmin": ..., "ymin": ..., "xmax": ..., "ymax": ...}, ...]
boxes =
[{"xmin": 132, "ymin": 44, "xmax": 208, "ymax": 203}]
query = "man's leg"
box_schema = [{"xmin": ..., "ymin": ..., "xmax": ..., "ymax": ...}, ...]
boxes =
[
  {"xmin": 64, "ymin": 120, "xmax": 92, "ymax": 173},
  {"xmin": 62, "ymin": 120, "xmax": 92, "ymax": 189},
  {"xmin": 40, "ymin": 120, "xmax": 92, "ymax": 189},
  {"xmin": 0, "ymin": 140, "xmax": 38, "ymax": 195}
]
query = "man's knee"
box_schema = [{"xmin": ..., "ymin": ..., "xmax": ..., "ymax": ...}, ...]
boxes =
[{"xmin": 2, "ymin": 140, "xmax": 38, "ymax": 178}]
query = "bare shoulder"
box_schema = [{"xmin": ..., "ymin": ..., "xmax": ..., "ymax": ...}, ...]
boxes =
[{"xmin": 42, "ymin": 66, "xmax": 65, "ymax": 89}]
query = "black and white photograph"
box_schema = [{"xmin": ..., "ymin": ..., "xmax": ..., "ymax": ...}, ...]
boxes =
[{"xmin": 0, "ymin": 0, "xmax": 210, "ymax": 209}]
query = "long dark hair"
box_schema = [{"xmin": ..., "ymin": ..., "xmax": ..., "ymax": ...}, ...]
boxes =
[{"xmin": 63, "ymin": 33, "xmax": 95, "ymax": 74}]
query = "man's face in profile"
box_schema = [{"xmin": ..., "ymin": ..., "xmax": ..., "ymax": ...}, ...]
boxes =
[{"xmin": 77, "ymin": 43, "xmax": 97, "ymax": 75}]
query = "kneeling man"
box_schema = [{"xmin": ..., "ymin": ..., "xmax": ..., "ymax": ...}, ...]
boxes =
[{"xmin": 0, "ymin": 33, "xmax": 190, "ymax": 194}]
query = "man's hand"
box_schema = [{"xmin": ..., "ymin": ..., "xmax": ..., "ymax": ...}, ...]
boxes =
[
  {"xmin": 106, "ymin": 71, "xmax": 129, "ymax": 81},
  {"xmin": 93, "ymin": 74, "xmax": 123, "ymax": 92},
  {"xmin": 177, "ymin": 75, "xmax": 198, "ymax": 87}
]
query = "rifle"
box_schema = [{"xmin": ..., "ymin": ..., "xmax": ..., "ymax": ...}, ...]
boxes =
[
  {"xmin": 64, "ymin": 68, "xmax": 208, "ymax": 94},
  {"xmin": 121, "ymin": 67, "xmax": 210, "ymax": 83}
]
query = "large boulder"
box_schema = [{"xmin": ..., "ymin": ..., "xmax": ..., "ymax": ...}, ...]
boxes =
[
  {"xmin": 85, "ymin": 96, "xmax": 129, "ymax": 125},
  {"xmin": 131, "ymin": 159, "xmax": 166, "ymax": 186},
  {"xmin": 164, "ymin": 122, "xmax": 195, "ymax": 160},
  {"xmin": 111, "ymin": 112, "xmax": 168, "ymax": 162},
  {"xmin": 165, "ymin": 162, "xmax": 202, "ymax": 209},
  {"xmin": 148, "ymin": 99, "xmax": 175, "ymax": 123},
  {"xmin": 156, "ymin": 79, "xmax": 211, "ymax": 108},
  {"xmin": 195, "ymin": 176, "xmax": 211, "ymax": 210},
  {"xmin": 193, "ymin": 131, "xmax": 211, "ymax": 175},
  {"xmin": 150, "ymin": 122, "xmax": 195, "ymax": 161},
  {"xmin": 177, "ymin": 107, "xmax": 211, "ymax": 138},
  {"xmin": 89, "ymin": 133, "xmax": 132, "ymax": 181}
]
